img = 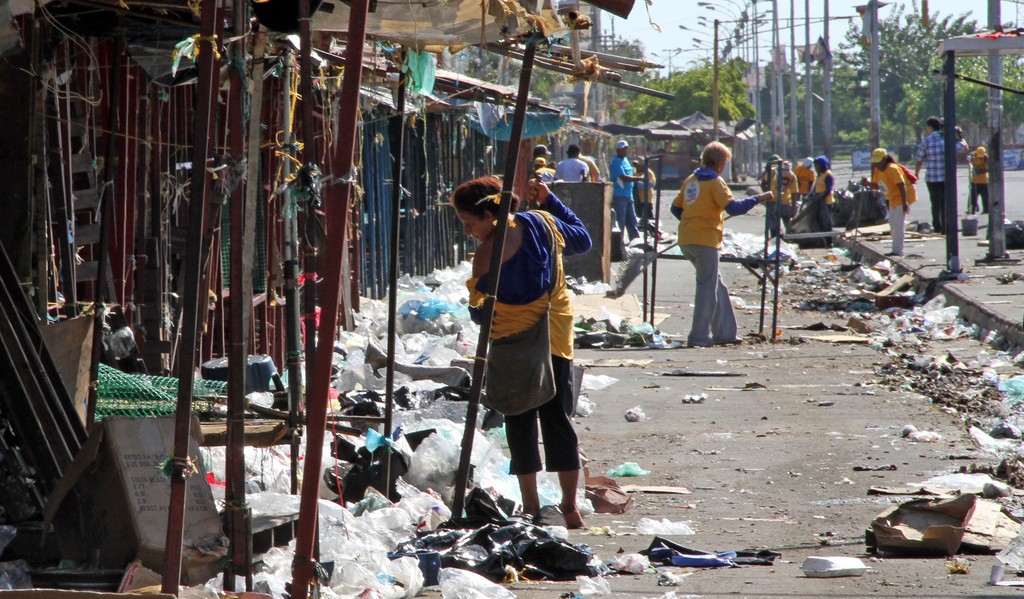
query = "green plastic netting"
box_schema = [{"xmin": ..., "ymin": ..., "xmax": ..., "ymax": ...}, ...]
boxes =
[{"xmin": 96, "ymin": 363, "xmax": 227, "ymax": 419}]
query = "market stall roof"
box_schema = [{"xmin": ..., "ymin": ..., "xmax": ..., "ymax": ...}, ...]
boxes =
[
  {"xmin": 939, "ymin": 31, "xmax": 1024, "ymax": 56},
  {"xmin": 432, "ymin": 68, "xmax": 557, "ymax": 112}
]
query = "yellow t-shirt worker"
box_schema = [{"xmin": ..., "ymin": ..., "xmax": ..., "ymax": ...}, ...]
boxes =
[{"xmin": 671, "ymin": 141, "xmax": 773, "ymax": 347}]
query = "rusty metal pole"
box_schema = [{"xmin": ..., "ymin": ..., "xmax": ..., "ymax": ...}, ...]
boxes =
[
  {"xmin": 161, "ymin": 0, "xmax": 221, "ymax": 593},
  {"xmin": 382, "ymin": 64, "xmax": 408, "ymax": 497},
  {"xmin": 290, "ymin": 0, "xmax": 370, "ymax": 597},
  {"xmin": 451, "ymin": 33, "xmax": 542, "ymax": 519},
  {"xmin": 298, "ymin": 0, "xmax": 320, "ymax": 444},
  {"xmin": 223, "ymin": 12, "xmax": 258, "ymax": 591}
]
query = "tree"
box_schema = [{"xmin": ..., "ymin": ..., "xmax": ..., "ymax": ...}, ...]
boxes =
[
  {"xmin": 620, "ymin": 58, "xmax": 754, "ymax": 125},
  {"xmin": 838, "ymin": 4, "xmax": 977, "ymax": 145}
]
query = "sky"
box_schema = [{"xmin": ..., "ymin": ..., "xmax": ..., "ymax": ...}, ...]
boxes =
[{"xmin": 603, "ymin": 0, "xmax": 1008, "ymax": 75}]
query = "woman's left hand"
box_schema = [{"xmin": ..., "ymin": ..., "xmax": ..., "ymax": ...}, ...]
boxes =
[{"xmin": 527, "ymin": 179, "xmax": 551, "ymax": 208}]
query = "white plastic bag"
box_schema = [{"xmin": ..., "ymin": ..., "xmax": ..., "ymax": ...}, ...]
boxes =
[
  {"xmin": 636, "ymin": 518, "xmax": 695, "ymax": 536},
  {"xmin": 577, "ymin": 575, "xmax": 611, "ymax": 596},
  {"xmin": 438, "ymin": 568, "xmax": 515, "ymax": 599}
]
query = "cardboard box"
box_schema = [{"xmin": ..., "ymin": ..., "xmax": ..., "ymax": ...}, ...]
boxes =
[{"xmin": 45, "ymin": 417, "xmax": 227, "ymax": 584}]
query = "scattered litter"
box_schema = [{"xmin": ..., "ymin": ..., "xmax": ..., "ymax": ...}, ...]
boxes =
[
  {"xmin": 624, "ymin": 406, "xmax": 647, "ymax": 422},
  {"xmin": 585, "ymin": 476, "xmax": 634, "ymax": 514},
  {"xmin": 970, "ymin": 426, "xmax": 1018, "ymax": 454},
  {"xmin": 576, "ymin": 575, "xmax": 611, "ymax": 596},
  {"xmin": 636, "ymin": 518, "xmax": 695, "ymax": 536},
  {"xmin": 817, "ymin": 400, "xmax": 836, "ymax": 407},
  {"xmin": 621, "ymin": 485, "xmax": 691, "ymax": 495},
  {"xmin": 853, "ymin": 464, "xmax": 896, "ymax": 472},
  {"xmin": 609, "ymin": 553, "xmax": 650, "ymax": 574},
  {"xmin": 945, "ymin": 557, "xmax": 970, "ymax": 574},
  {"xmin": 606, "ymin": 462, "xmax": 650, "ymax": 477},
  {"xmin": 585, "ymin": 526, "xmax": 616, "ymax": 536},
  {"xmin": 799, "ymin": 556, "xmax": 869, "ymax": 578},
  {"xmin": 438, "ymin": 568, "xmax": 514, "ymax": 599},
  {"xmin": 657, "ymin": 571, "xmax": 693, "ymax": 586},
  {"xmin": 985, "ymin": 481, "xmax": 1014, "ymax": 499},
  {"xmin": 901, "ymin": 424, "xmax": 941, "ymax": 443},
  {"xmin": 582, "ymin": 374, "xmax": 619, "ymax": 391},
  {"xmin": 644, "ymin": 537, "xmax": 779, "ymax": 567},
  {"xmin": 660, "ymin": 369, "xmax": 744, "ymax": 377},
  {"xmin": 868, "ymin": 495, "xmax": 975, "ymax": 556},
  {"xmin": 680, "ymin": 394, "xmax": 707, "ymax": 404}
]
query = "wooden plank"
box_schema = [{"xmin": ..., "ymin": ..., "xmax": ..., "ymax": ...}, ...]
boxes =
[
  {"xmin": 74, "ymin": 188, "xmax": 100, "ymax": 212},
  {"xmin": 199, "ymin": 420, "xmax": 291, "ymax": 448},
  {"xmin": 69, "ymin": 152, "xmax": 93, "ymax": 175},
  {"xmin": 74, "ymin": 222, "xmax": 100, "ymax": 247}
]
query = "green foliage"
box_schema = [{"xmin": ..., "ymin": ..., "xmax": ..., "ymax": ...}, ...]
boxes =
[
  {"xmin": 837, "ymin": 4, "xmax": 978, "ymax": 144},
  {"xmin": 620, "ymin": 58, "xmax": 754, "ymax": 125}
]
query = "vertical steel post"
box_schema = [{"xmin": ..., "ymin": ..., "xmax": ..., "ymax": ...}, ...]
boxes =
[
  {"xmin": 868, "ymin": 0, "xmax": 881, "ymax": 150},
  {"xmin": 298, "ymin": 0, "xmax": 320, "ymax": 445},
  {"xmin": 161, "ymin": 0, "xmax": 220, "ymax": 593},
  {"xmin": 451, "ymin": 34, "xmax": 542, "ymax": 520},
  {"xmin": 985, "ymin": 0, "xmax": 1007, "ymax": 261},
  {"xmin": 290, "ymin": 0, "xmax": 370, "ymax": 596},
  {"xmin": 224, "ymin": 16, "xmax": 259, "ymax": 592},
  {"xmin": 713, "ymin": 19, "xmax": 720, "ymax": 142},
  {"xmin": 803, "ymin": 0, "xmax": 812, "ymax": 155},
  {"xmin": 822, "ymin": 0, "xmax": 833, "ymax": 156},
  {"xmin": 942, "ymin": 50, "xmax": 960, "ymax": 276},
  {"xmin": 383, "ymin": 68, "xmax": 408, "ymax": 497}
]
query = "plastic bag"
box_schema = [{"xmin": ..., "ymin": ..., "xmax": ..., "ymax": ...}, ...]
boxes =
[
  {"xmin": 636, "ymin": 518, "xmax": 695, "ymax": 536},
  {"xmin": 610, "ymin": 553, "xmax": 650, "ymax": 574},
  {"xmin": 581, "ymin": 374, "xmax": 619, "ymax": 391},
  {"xmin": 606, "ymin": 462, "xmax": 650, "ymax": 477},
  {"xmin": 0, "ymin": 560, "xmax": 31, "ymax": 590},
  {"xmin": 577, "ymin": 575, "xmax": 611, "ymax": 596},
  {"xmin": 438, "ymin": 568, "xmax": 515, "ymax": 599},
  {"xmin": 624, "ymin": 406, "xmax": 646, "ymax": 422},
  {"xmin": 405, "ymin": 432, "xmax": 460, "ymax": 504}
]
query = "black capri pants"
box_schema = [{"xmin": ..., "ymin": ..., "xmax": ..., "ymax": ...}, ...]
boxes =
[{"xmin": 504, "ymin": 355, "xmax": 580, "ymax": 475}]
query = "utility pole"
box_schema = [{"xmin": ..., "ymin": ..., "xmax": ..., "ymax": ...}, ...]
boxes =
[
  {"xmin": 868, "ymin": 0, "xmax": 881, "ymax": 149},
  {"xmin": 713, "ymin": 19, "xmax": 720, "ymax": 141},
  {"xmin": 804, "ymin": 0, "xmax": 812, "ymax": 155},
  {"xmin": 823, "ymin": 0, "xmax": 833, "ymax": 156},
  {"xmin": 754, "ymin": 0, "xmax": 763, "ymax": 165},
  {"xmin": 985, "ymin": 0, "xmax": 1009, "ymax": 261},
  {"xmin": 771, "ymin": 0, "xmax": 783, "ymax": 155},
  {"xmin": 789, "ymin": 0, "xmax": 798, "ymax": 153}
]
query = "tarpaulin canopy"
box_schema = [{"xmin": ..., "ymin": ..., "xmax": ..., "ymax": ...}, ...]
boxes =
[{"xmin": 467, "ymin": 103, "xmax": 569, "ymax": 141}]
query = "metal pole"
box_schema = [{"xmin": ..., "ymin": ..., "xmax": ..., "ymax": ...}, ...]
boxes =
[
  {"xmin": 224, "ymin": 20, "xmax": 259, "ymax": 593},
  {"xmin": 290, "ymin": 0, "xmax": 370, "ymax": 595},
  {"xmin": 648, "ymin": 155, "xmax": 663, "ymax": 327},
  {"xmin": 383, "ymin": 68, "xmax": 408, "ymax": 498},
  {"xmin": 451, "ymin": 33, "xmax": 542, "ymax": 519},
  {"xmin": 770, "ymin": 0, "xmax": 779, "ymax": 154},
  {"xmin": 713, "ymin": 20, "xmax": 720, "ymax": 142},
  {"xmin": 758, "ymin": 162, "xmax": 775, "ymax": 334},
  {"xmin": 868, "ymin": 0, "xmax": 881, "ymax": 150},
  {"xmin": 161, "ymin": 0, "xmax": 219, "ymax": 593},
  {"xmin": 942, "ymin": 50, "xmax": 960, "ymax": 276},
  {"xmin": 753, "ymin": 0, "xmax": 763, "ymax": 164},
  {"xmin": 788, "ymin": 0, "xmax": 797, "ymax": 153},
  {"xmin": 298, "ymin": 0, "xmax": 320, "ymax": 454},
  {"xmin": 804, "ymin": 0, "xmax": 812, "ymax": 155},
  {"xmin": 985, "ymin": 0, "xmax": 1007, "ymax": 261},
  {"xmin": 279, "ymin": 50, "xmax": 303, "ymax": 495},
  {"xmin": 822, "ymin": 0, "xmax": 833, "ymax": 156},
  {"xmin": 641, "ymin": 156, "xmax": 650, "ymax": 325}
]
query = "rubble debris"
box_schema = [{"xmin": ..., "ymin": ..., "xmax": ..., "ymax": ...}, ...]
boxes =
[{"xmin": 624, "ymin": 406, "xmax": 647, "ymax": 422}]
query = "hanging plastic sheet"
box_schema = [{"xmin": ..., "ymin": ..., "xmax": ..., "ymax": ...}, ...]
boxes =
[
  {"xmin": 404, "ymin": 50, "xmax": 437, "ymax": 95},
  {"xmin": 467, "ymin": 104, "xmax": 569, "ymax": 141}
]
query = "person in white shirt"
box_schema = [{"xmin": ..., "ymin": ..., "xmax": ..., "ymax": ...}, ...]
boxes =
[{"xmin": 554, "ymin": 144, "xmax": 590, "ymax": 182}]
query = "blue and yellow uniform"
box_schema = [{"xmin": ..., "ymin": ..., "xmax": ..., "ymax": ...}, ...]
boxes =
[{"xmin": 670, "ymin": 167, "xmax": 759, "ymax": 248}]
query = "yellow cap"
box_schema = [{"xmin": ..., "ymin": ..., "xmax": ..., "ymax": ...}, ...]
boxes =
[
  {"xmin": 975, "ymin": 146, "xmax": 987, "ymax": 156},
  {"xmin": 533, "ymin": 157, "xmax": 547, "ymax": 167},
  {"xmin": 870, "ymin": 148, "xmax": 887, "ymax": 164}
]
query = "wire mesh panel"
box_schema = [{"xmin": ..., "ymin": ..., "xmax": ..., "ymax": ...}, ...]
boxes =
[{"xmin": 95, "ymin": 363, "xmax": 226, "ymax": 418}]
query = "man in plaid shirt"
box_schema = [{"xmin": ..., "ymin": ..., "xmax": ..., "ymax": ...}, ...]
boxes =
[{"xmin": 914, "ymin": 116, "xmax": 967, "ymax": 234}]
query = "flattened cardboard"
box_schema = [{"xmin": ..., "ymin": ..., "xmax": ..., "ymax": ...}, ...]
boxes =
[
  {"xmin": 46, "ymin": 416, "xmax": 226, "ymax": 584},
  {"xmin": 870, "ymin": 494, "xmax": 975, "ymax": 556}
]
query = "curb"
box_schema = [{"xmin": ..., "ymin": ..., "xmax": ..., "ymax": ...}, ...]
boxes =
[{"xmin": 842, "ymin": 237, "xmax": 1024, "ymax": 351}]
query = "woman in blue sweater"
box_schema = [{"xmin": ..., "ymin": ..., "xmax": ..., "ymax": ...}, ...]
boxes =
[{"xmin": 451, "ymin": 176, "xmax": 592, "ymax": 528}]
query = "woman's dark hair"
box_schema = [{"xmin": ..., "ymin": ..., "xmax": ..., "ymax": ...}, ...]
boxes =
[
  {"xmin": 926, "ymin": 116, "xmax": 943, "ymax": 132},
  {"xmin": 449, "ymin": 176, "xmax": 520, "ymax": 218},
  {"xmin": 877, "ymin": 153, "xmax": 896, "ymax": 167}
]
